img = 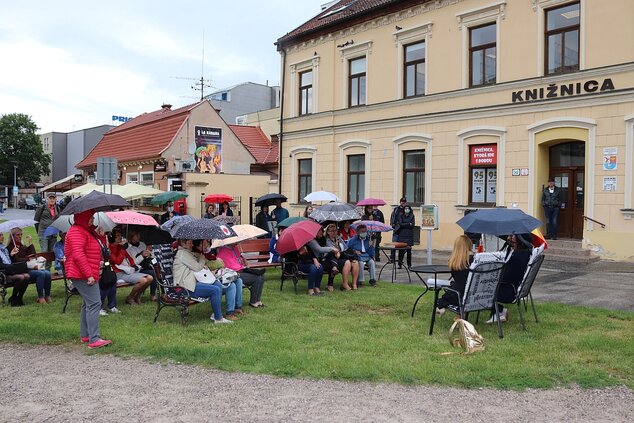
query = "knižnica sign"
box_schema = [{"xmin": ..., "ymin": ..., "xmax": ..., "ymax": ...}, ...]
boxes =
[{"xmin": 511, "ymin": 78, "xmax": 615, "ymax": 103}]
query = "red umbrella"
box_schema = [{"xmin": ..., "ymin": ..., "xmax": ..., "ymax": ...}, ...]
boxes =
[
  {"xmin": 276, "ymin": 220, "xmax": 322, "ymax": 255},
  {"xmin": 356, "ymin": 198, "xmax": 386, "ymax": 206},
  {"xmin": 204, "ymin": 193, "xmax": 233, "ymax": 203}
]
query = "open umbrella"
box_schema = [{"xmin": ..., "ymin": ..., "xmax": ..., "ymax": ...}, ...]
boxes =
[
  {"xmin": 456, "ymin": 208, "xmax": 542, "ymax": 236},
  {"xmin": 128, "ymin": 225, "xmax": 173, "ymax": 245},
  {"xmin": 106, "ymin": 210, "xmax": 159, "ymax": 226},
  {"xmin": 304, "ymin": 191, "xmax": 339, "ymax": 203},
  {"xmin": 210, "ymin": 224, "xmax": 268, "ymax": 248},
  {"xmin": 93, "ymin": 212, "xmax": 117, "ymax": 232},
  {"xmin": 255, "ymin": 193, "xmax": 288, "ymax": 207},
  {"xmin": 60, "ymin": 190, "xmax": 130, "ymax": 216},
  {"xmin": 0, "ymin": 219, "xmax": 37, "ymax": 234},
  {"xmin": 151, "ymin": 191, "xmax": 188, "ymax": 205},
  {"xmin": 276, "ymin": 220, "xmax": 322, "ymax": 255},
  {"xmin": 277, "ymin": 216, "xmax": 307, "ymax": 228},
  {"xmin": 50, "ymin": 215, "xmax": 75, "ymax": 233},
  {"xmin": 213, "ymin": 215, "xmax": 240, "ymax": 226},
  {"xmin": 351, "ymin": 220, "xmax": 392, "ymax": 232},
  {"xmin": 204, "ymin": 193, "xmax": 233, "ymax": 204},
  {"xmin": 356, "ymin": 198, "xmax": 386, "ymax": 206},
  {"xmin": 309, "ymin": 202, "xmax": 361, "ymax": 223},
  {"xmin": 174, "ymin": 218, "xmax": 236, "ymax": 240},
  {"xmin": 160, "ymin": 215, "xmax": 194, "ymax": 237}
]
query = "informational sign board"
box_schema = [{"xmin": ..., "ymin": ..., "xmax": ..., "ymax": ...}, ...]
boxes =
[
  {"xmin": 419, "ymin": 204, "xmax": 439, "ymax": 230},
  {"xmin": 12, "ymin": 185, "xmax": 18, "ymax": 196},
  {"xmin": 603, "ymin": 147, "xmax": 617, "ymax": 170},
  {"xmin": 470, "ymin": 144, "xmax": 497, "ymax": 165},
  {"xmin": 602, "ymin": 176, "xmax": 617, "ymax": 191}
]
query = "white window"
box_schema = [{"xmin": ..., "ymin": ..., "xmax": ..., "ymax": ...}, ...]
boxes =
[
  {"xmin": 393, "ymin": 22, "xmax": 432, "ymax": 99},
  {"xmin": 289, "ymin": 56, "xmax": 320, "ymax": 118},
  {"xmin": 140, "ymin": 171, "xmax": 154, "ymax": 186},
  {"xmin": 126, "ymin": 173, "xmax": 139, "ymax": 184}
]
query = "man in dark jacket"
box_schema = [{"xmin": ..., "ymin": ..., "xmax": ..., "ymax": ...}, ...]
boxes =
[
  {"xmin": 541, "ymin": 178, "xmax": 562, "ymax": 240},
  {"xmin": 372, "ymin": 206, "xmax": 385, "ymax": 261},
  {"xmin": 389, "ymin": 197, "xmax": 407, "ymax": 262},
  {"xmin": 34, "ymin": 193, "xmax": 60, "ymax": 252}
]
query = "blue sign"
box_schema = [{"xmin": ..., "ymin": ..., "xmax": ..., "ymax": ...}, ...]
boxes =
[
  {"xmin": 112, "ymin": 115, "xmax": 133, "ymax": 123},
  {"xmin": 12, "ymin": 186, "xmax": 18, "ymax": 195}
]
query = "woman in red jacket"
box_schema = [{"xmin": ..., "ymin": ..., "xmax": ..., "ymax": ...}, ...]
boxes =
[
  {"xmin": 107, "ymin": 228, "xmax": 152, "ymax": 305},
  {"xmin": 64, "ymin": 210, "xmax": 111, "ymax": 349}
]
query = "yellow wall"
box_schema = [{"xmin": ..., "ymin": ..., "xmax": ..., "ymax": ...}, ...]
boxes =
[{"xmin": 245, "ymin": 107, "xmax": 280, "ymax": 140}]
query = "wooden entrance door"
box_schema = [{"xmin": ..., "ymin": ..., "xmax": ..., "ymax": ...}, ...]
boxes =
[{"xmin": 549, "ymin": 142, "xmax": 585, "ymax": 239}]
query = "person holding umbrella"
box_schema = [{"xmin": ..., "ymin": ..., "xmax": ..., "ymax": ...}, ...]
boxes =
[
  {"xmin": 0, "ymin": 232, "xmax": 30, "ymax": 306},
  {"xmin": 270, "ymin": 199, "xmax": 289, "ymax": 224},
  {"xmin": 204, "ymin": 204, "xmax": 216, "ymax": 219},
  {"xmin": 64, "ymin": 210, "xmax": 112, "ymax": 348},
  {"xmin": 255, "ymin": 206, "xmax": 273, "ymax": 238}
]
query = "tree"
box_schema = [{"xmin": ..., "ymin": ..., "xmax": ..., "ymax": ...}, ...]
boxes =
[{"xmin": 0, "ymin": 113, "xmax": 51, "ymax": 185}]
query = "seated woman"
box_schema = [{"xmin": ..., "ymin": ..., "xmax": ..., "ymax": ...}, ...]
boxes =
[
  {"xmin": 268, "ymin": 227, "xmax": 283, "ymax": 264},
  {"xmin": 346, "ymin": 224, "xmax": 377, "ymax": 287},
  {"xmin": 323, "ymin": 223, "xmax": 359, "ymax": 291},
  {"xmin": 8, "ymin": 228, "xmax": 52, "ymax": 304},
  {"xmin": 338, "ymin": 221, "xmax": 356, "ymax": 243},
  {"xmin": 436, "ymin": 235, "xmax": 474, "ymax": 315},
  {"xmin": 173, "ymin": 239, "xmax": 232, "ymax": 324},
  {"xmin": 216, "ymin": 244, "xmax": 266, "ymax": 308},
  {"xmin": 198, "ymin": 239, "xmax": 241, "ymax": 320},
  {"xmin": 0, "ymin": 232, "xmax": 30, "ymax": 307},
  {"xmin": 308, "ymin": 227, "xmax": 339, "ymax": 292},
  {"xmin": 488, "ymin": 234, "xmax": 532, "ymax": 324},
  {"xmin": 126, "ymin": 230, "xmax": 157, "ymax": 302},
  {"xmin": 108, "ymin": 229, "xmax": 153, "ymax": 306},
  {"xmin": 293, "ymin": 242, "xmax": 325, "ymax": 296}
]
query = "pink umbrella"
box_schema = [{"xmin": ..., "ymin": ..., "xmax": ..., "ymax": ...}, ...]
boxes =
[
  {"xmin": 105, "ymin": 211, "xmax": 159, "ymax": 226},
  {"xmin": 357, "ymin": 198, "xmax": 386, "ymax": 206}
]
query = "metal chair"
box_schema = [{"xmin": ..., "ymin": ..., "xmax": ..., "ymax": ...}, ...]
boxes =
[{"xmin": 497, "ymin": 253, "xmax": 545, "ymax": 330}]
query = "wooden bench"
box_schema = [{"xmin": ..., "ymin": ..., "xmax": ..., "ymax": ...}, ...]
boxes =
[
  {"xmin": 238, "ymin": 239, "xmax": 281, "ymax": 269},
  {"xmin": 0, "ymin": 252, "xmax": 66, "ymax": 306}
]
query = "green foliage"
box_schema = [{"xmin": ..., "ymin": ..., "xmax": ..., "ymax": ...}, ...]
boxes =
[
  {"xmin": 0, "ymin": 269, "xmax": 632, "ymax": 390},
  {"xmin": 0, "ymin": 113, "xmax": 51, "ymax": 185}
]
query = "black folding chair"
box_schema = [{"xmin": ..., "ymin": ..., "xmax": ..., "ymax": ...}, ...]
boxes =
[{"xmin": 497, "ymin": 253, "xmax": 545, "ymax": 330}]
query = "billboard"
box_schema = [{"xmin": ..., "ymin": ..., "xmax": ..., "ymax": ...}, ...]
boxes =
[{"xmin": 195, "ymin": 126, "xmax": 222, "ymax": 173}]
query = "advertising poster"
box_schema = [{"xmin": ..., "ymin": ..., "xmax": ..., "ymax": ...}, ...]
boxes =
[
  {"xmin": 419, "ymin": 205, "xmax": 439, "ymax": 230},
  {"xmin": 471, "ymin": 168, "xmax": 485, "ymax": 202},
  {"xmin": 486, "ymin": 169, "xmax": 497, "ymax": 203},
  {"xmin": 195, "ymin": 126, "xmax": 222, "ymax": 173}
]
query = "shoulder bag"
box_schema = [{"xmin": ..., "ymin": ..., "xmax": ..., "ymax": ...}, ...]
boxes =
[{"xmin": 90, "ymin": 233, "xmax": 117, "ymax": 290}]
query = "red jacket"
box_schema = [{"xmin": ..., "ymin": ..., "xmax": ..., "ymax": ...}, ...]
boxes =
[
  {"xmin": 109, "ymin": 242, "xmax": 136, "ymax": 273},
  {"xmin": 64, "ymin": 210, "xmax": 102, "ymax": 280}
]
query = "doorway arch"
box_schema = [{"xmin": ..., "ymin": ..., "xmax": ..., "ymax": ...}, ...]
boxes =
[{"xmin": 549, "ymin": 141, "xmax": 585, "ymax": 238}]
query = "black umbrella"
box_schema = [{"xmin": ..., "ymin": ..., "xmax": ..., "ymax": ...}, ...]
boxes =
[
  {"xmin": 60, "ymin": 190, "xmax": 130, "ymax": 216},
  {"xmin": 174, "ymin": 218, "xmax": 237, "ymax": 240},
  {"xmin": 127, "ymin": 224, "xmax": 173, "ymax": 245},
  {"xmin": 456, "ymin": 208, "xmax": 542, "ymax": 236},
  {"xmin": 255, "ymin": 193, "xmax": 288, "ymax": 207}
]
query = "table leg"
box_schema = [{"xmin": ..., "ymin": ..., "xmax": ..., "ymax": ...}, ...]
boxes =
[
  {"xmin": 428, "ymin": 274, "xmax": 439, "ymax": 335},
  {"xmin": 411, "ymin": 273, "xmax": 429, "ymax": 317}
]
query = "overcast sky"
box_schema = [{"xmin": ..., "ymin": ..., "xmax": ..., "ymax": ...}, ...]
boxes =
[{"xmin": 0, "ymin": 0, "xmax": 324, "ymax": 133}]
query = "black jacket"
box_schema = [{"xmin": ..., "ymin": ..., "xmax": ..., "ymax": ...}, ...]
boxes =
[
  {"xmin": 255, "ymin": 211, "xmax": 272, "ymax": 237},
  {"xmin": 542, "ymin": 186, "xmax": 562, "ymax": 208},
  {"xmin": 390, "ymin": 206, "xmax": 404, "ymax": 226},
  {"xmin": 395, "ymin": 212, "xmax": 415, "ymax": 246}
]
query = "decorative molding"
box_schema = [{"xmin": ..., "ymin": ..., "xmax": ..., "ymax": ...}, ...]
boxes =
[
  {"xmin": 392, "ymin": 134, "xmax": 433, "ymax": 205},
  {"xmin": 392, "ymin": 21, "xmax": 433, "ymax": 46},
  {"xmin": 532, "ymin": 0, "xmax": 576, "ymax": 12},
  {"xmin": 457, "ymin": 126, "xmax": 506, "ymax": 206},
  {"xmin": 456, "ymin": 0, "xmax": 506, "ymax": 30},
  {"xmin": 289, "ymin": 56, "xmax": 320, "ymax": 118},
  {"xmin": 339, "ymin": 40, "xmax": 373, "ymax": 60},
  {"xmin": 285, "ymin": 0, "xmax": 465, "ymax": 54},
  {"xmin": 536, "ymin": 0, "xmax": 585, "ymax": 75}
]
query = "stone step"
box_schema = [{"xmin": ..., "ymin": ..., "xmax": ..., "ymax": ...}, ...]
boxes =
[
  {"xmin": 544, "ymin": 246, "xmax": 593, "ymax": 257},
  {"xmin": 546, "ymin": 239, "xmax": 583, "ymax": 249},
  {"xmin": 544, "ymin": 252, "xmax": 600, "ymax": 264}
]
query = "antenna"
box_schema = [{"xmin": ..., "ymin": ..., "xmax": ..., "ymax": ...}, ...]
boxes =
[{"xmin": 170, "ymin": 30, "xmax": 215, "ymax": 100}]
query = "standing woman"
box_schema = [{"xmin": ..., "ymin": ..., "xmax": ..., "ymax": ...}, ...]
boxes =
[
  {"xmin": 395, "ymin": 204, "xmax": 415, "ymax": 269},
  {"xmin": 219, "ymin": 202, "xmax": 234, "ymax": 217},
  {"xmin": 255, "ymin": 205, "xmax": 272, "ymax": 238},
  {"xmin": 203, "ymin": 204, "xmax": 216, "ymax": 219},
  {"xmin": 64, "ymin": 210, "xmax": 111, "ymax": 349}
]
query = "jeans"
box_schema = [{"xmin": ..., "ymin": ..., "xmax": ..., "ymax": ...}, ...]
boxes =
[
  {"xmin": 29, "ymin": 269, "xmax": 52, "ymax": 298},
  {"xmin": 72, "ymin": 279, "xmax": 102, "ymax": 343},
  {"xmin": 544, "ymin": 206, "xmax": 559, "ymax": 238},
  {"xmin": 297, "ymin": 262, "xmax": 324, "ymax": 289},
  {"xmin": 213, "ymin": 278, "xmax": 240, "ymax": 314},
  {"xmin": 101, "ymin": 284, "xmax": 117, "ymax": 309},
  {"xmin": 358, "ymin": 259, "xmax": 376, "ymax": 282},
  {"xmin": 140, "ymin": 268, "xmax": 157, "ymax": 295},
  {"xmin": 190, "ymin": 282, "xmax": 223, "ymax": 320},
  {"xmin": 238, "ymin": 272, "xmax": 265, "ymax": 304}
]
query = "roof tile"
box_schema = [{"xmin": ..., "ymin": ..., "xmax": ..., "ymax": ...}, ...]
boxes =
[{"xmin": 228, "ymin": 125, "xmax": 278, "ymax": 165}]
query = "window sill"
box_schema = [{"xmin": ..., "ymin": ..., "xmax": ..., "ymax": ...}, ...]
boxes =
[{"xmin": 620, "ymin": 208, "xmax": 634, "ymax": 220}]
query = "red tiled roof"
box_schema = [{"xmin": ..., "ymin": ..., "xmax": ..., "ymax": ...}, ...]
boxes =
[
  {"xmin": 77, "ymin": 103, "xmax": 199, "ymax": 168},
  {"xmin": 228, "ymin": 125, "xmax": 278, "ymax": 165},
  {"xmin": 277, "ymin": 0, "xmax": 403, "ymax": 45}
]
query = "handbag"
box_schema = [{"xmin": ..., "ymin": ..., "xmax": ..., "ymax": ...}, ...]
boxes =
[
  {"xmin": 448, "ymin": 318, "xmax": 485, "ymax": 354},
  {"xmin": 340, "ymin": 248, "xmax": 357, "ymax": 261},
  {"xmin": 90, "ymin": 233, "xmax": 118, "ymax": 290}
]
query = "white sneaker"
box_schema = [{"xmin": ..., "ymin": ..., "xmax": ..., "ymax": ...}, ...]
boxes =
[
  {"xmin": 99, "ymin": 309, "xmax": 108, "ymax": 316},
  {"xmin": 485, "ymin": 308, "xmax": 508, "ymax": 324},
  {"xmin": 214, "ymin": 317, "xmax": 233, "ymax": 324},
  {"xmin": 109, "ymin": 307, "xmax": 121, "ymax": 314}
]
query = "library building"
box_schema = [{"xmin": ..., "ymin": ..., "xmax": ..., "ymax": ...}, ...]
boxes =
[{"xmin": 276, "ymin": 0, "xmax": 634, "ymax": 260}]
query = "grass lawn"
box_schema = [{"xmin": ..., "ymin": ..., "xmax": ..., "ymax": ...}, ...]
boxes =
[{"xmin": 0, "ymin": 265, "xmax": 632, "ymax": 390}]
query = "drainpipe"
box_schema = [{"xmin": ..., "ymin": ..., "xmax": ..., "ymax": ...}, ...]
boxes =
[{"xmin": 278, "ymin": 47, "xmax": 287, "ymax": 195}]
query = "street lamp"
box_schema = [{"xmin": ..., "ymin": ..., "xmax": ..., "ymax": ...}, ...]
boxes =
[{"xmin": 13, "ymin": 164, "xmax": 17, "ymax": 209}]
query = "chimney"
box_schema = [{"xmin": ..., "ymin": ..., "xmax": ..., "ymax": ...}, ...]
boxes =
[{"xmin": 161, "ymin": 103, "xmax": 172, "ymax": 111}]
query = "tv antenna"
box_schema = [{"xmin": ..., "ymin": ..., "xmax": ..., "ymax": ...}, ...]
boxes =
[{"xmin": 171, "ymin": 30, "xmax": 215, "ymax": 100}]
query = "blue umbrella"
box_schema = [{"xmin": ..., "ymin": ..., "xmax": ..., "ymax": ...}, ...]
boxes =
[
  {"xmin": 174, "ymin": 218, "xmax": 237, "ymax": 240},
  {"xmin": 456, "ymin": 208, "xmax": 542, "ymax": 236},
  {"xmin": 44, "ymin": 226, "xmax": 60, "ymax": 237}
]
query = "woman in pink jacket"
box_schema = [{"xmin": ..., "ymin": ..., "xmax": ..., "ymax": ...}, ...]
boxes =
[{"xmin": 64, "ymin": 210, "xmax": 111, "ymax": 349}]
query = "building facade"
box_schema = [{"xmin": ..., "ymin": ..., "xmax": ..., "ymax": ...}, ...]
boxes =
[
  {"xmin": 206, "ymin": 82, "xmax": 279, "ymax": 124},
  {"xmin": 276, "ymin": 0, "xmax": 634, "ymax": 260}
]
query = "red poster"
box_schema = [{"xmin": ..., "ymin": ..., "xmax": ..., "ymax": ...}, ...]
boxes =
[{"xmin": 470, "ymin": 144, "xmax": 497, "ymax": 165}]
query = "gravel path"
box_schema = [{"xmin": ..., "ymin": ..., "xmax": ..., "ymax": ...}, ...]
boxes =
[{"xmin": 0, "ymin": 344, "xmax": 632, "ymax": 422}]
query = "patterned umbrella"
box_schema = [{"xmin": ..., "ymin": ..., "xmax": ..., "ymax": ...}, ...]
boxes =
[
  {"xmin": 150, "ymin": 191, "xmax": 188, "ymax": 205},
  {"xmin": 174, "ymin": 218, "xmax": 236, "ymax": 240},
  {"xmin": 93, "ymin": 212, "xmax": 117, "ymax": 232},
  {"xmin": 309, "ymin": 202, "xmax": 361, "ymax": 223},
  {"xmin": 276, "ymin": 220, "xmax": 322, "ymax": 255},
  {"xmin": 204, "ymin": 193, "xmax": 233, "ymax": 204},
  {"xmin": 356, "ymin": 198, "xmax": 386, "ymax": 206},
  {"xmin": 160, "ymin": 215, "xmax": 194, "ymax": 237},
  {"xmin": 213, "ymin": 215, "xmax": 240, "ymax": 226},
  {"xmin": 351, "ymin": 220, "xmax": 392, "ymax": 232},
  {"xmin": 106, "ymin": 210, "xmax": 159, "ymax": 226},
  {"xmin": 60, "ymin": 190, "xmax": 130, "ymax": 216},
  {"xmin": 277, "ymin": 216, "xmax": 308, "ymax": 228}
]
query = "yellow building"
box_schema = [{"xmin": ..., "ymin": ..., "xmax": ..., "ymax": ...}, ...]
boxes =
[{"xmin": 275, "ymin": 0, "xmax": 634, "ymax": 261}]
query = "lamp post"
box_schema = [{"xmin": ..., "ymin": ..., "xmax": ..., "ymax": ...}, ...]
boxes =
[{"xmin": 13, "ymin": 164, "xmax": 17, "ymax": 209}]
